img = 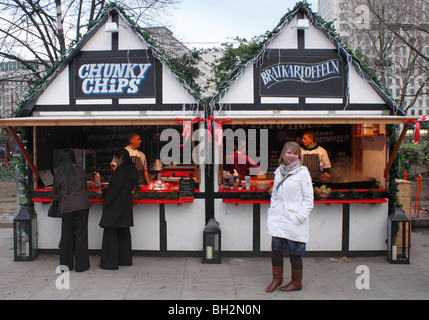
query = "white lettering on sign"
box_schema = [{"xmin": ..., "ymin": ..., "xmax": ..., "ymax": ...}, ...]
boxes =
[
  {"xmin": 78, "ymin": 63, "xmax": 152, "ymax": 95},
  {"xmin": 261, "ymin": 59, "xmax": 340, "ymax": 88}
]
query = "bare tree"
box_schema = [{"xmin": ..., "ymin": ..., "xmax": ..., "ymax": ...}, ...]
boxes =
[
  {"xmin": 0, "ymin": 0, "xmax": 181, "ymax": 79},
  {"xmin": 365, "ymin": 0, "xmax": 429, "ymax": 62},
  {"xmin": 345, "ymin": 0, "xmax": 428, "ymax": 113}
]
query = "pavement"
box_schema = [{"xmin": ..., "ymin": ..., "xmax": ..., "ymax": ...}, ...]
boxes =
[{"xmin": 0, "ymin": 196, "xmax": 429, "ymax": 301}]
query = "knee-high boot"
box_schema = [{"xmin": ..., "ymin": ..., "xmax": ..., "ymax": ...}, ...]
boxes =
[
  {"xmin": 265, "ymin": 265, "xmax": 283, "ymax": 292},
  {"xmin": 279, "ymin": 269, "xmax": 303, "ymax": 291}
]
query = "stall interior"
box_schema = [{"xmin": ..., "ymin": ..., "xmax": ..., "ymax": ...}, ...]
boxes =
[
  {"xmin": 35, "ymin": 124, "xmax": 201, "ymax": 195},
  {"xmin": 218, "ymin": 123, "xmax": 387, "ymax": 196}
]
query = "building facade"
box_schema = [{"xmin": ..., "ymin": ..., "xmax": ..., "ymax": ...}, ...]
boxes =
[
  {"xmin": 0, "ymin": 61, "xmax": 45, "ymax": 119},
  {"xmin": 318, "ymin": 0, "xmax": 429, "ymax": 117}
]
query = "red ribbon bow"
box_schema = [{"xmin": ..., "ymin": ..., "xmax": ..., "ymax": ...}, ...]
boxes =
[
  {"xmin": 209, "ymin": 116, "xmax": 232, "ymax": 146},
  {"xmin": 175, "ymin": 117, "xmax": 202, "ymax": 145},
  {"xmin": 176, "ymin": 117, "xmax": 231, "ymax": 146},
  {"xmin": 405, "ymin": 115, "xmax": 427, "ymax": 144}
]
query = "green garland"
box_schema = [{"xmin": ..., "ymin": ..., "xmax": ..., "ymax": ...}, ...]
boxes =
[{"xmin": 86, "ymin": 190, "xmax": 180, "ymax": 201}]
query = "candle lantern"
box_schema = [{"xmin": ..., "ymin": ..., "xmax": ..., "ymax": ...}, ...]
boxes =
[
  {"xmin": 13, "ymin": 206, "xmax": 38, "ymax": 261},
  {"xmin": 387, "ymin": 207, "xmax": 410, "ymax": 264},
  {"xmin": 202, "ymin": 218, "xmax": 221, "ymax": 264}
]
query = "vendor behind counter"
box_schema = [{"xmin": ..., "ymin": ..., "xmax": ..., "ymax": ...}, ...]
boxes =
[
  {"xmin": 301, "ymin": 131, "xmax": 331, "ymax": 183},
  {"xmin": 110, "ymin": 133, "xmax": 151, "ymax": 186},
  {"xmin": 223, "ymin": 138, "xmax": 261, "ymax": 180}
]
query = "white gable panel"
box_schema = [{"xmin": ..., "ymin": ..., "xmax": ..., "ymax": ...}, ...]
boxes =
[
  {"xmin": 118, "ymin": 22, "xmax": 149, "ymax": 50},
  {"xmin": 36, "ymin": 66, "xmax": 69, "ymax": 105},
  {"xmin": 349, "ymin": 66, "xmax": 385, "ymax": 104},
  {"xmin": 268, "ymin": 16, "xmax": 298, "ymax": 49},
  {"xmin": 305, "ymin": 24, "xmax": 336, "ymax": 49},
  {"xmin": 162, "ymin": 65, "xmax": 197, "ymax": 104},
  {"xmin": 81, "ymin": 21, "xmax": 112, "ymax": 51},
  {"xmin": 218, "ymin": 66, "xmax": 254, "ymax": 104}
]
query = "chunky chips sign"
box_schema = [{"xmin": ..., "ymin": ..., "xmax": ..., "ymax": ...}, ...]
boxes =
[{"xmin": 72, "ymin": 50, "xmax": 155, "ymax": 99}]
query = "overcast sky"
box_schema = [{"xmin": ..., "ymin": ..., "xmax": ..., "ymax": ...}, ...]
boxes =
[{"xmin": 158, "ymin": 0, "xmax": 319, "ymax": 49}]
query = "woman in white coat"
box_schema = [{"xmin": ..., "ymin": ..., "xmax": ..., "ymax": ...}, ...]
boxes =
[{"xmin": 266, "ymin": 141, "xmax": 314, "ymax": 292}]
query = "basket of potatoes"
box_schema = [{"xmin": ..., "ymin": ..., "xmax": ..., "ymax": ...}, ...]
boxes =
[{"xmin": 314, "ymin": 184, "xmax": 331, "ymax": 200}]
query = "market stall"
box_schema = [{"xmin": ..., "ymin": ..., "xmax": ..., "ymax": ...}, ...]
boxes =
[
  {"xmin": 0, "ymin": 8, "xmax": 208, "ymax": 256},
  {"xmin": 208, "ymin": 5, "xmax": 412, "ymax": 257}
]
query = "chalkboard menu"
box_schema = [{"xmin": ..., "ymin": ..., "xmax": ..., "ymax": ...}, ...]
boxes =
[
  {"xmin": 222, "ymin": 124, "xmax": 351, "ymax": 175},
  {"xmin": 179, "ymin": 178, "xmax": 194, "ymax": 198},
  {"xmin": 37, "ymin": 125, "xmax": 182, "ymax": 180}
]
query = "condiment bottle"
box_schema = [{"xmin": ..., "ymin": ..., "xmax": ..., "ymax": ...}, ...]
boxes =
[{"xmin": 94, "ymin": 172, "xmax": 101, "ymax": 188}]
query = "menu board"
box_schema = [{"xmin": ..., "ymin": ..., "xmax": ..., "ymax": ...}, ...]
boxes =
[
  {"xmin": 179, "ymin": 178, "xmax": 194, "ymax": 198},
  {"xmin": 36, "ymin": 125, "xmax": 182, "ymax": 179},
  {"xmin": 222, "ymin": 124, "xmax": 351, "ymax": 175}
]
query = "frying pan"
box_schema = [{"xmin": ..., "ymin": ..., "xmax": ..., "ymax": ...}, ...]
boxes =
[{"xmin": 313, "ymin": 176, "xmax": 377, "ymax": 189}]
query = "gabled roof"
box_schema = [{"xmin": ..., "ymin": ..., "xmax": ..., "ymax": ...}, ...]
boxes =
[
  {"xmin": 211, "ymin": 3, "xmax": 405, "ymax": 117},
  {"xmin": 17, "ymin": 7, "xmax": 201, "ymax": 118}
]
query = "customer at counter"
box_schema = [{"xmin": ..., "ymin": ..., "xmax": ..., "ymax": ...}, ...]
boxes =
[
  {"xmin": 223, "ymin": 138, "xmax": 261, "ymax": 180},
  {"xmin": 266, "ymin": 141, "xmax": 314, "ymax": 292},
  {"xmin": 111, "ymin": 133, "xmax": 151, "ymax": 186},
  {"xmin": 100, "ymin": 148, "xmax": 139, "ymax": 270},
  {"xmin": 53, "ymin": 149, "xmax": 91, "ymax": 272},
  {"xmin": 301, "ymin": 131, "xmax": 331, "ymax": 182}
]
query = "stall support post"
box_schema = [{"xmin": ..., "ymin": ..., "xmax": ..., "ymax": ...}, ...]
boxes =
[
  {"xmin": 6, "ymin": 126, "xmax": 39, "ymax": 183},
  {"xmin": 384, "ymin": 123, "xmax": 410, "ymax": 177}
]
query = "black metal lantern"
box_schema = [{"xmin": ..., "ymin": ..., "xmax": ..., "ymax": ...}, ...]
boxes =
[
  {"xmin": 387, "ymin": 207, "xmax": 410, "ymax": 264},
  {"xmin": 13, "ymin": 206, "xmax": 38, "ymax": 261},
  {"xmin": 202, "ymin": 218, "xmax": 221, "ymax": 264}
]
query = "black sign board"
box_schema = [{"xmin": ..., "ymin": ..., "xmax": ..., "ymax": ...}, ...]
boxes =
[
  {"xmin": 260, "ymin": 55, "xmax": 344, "ymax": 98},
  {"xmin": 179, "ymin": 178, "xmax": 195, "ymax": 198},
  {"xmin": 72, "ymin": 50, "xmax": 156, "ymax": 100}
]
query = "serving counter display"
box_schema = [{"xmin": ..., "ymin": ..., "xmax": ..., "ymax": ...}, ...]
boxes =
[
  {"xmin": 33, "ymin": 185, "xmax": 204, "ymax": 254},
  {"xmin": 32, "ymin": 184, "xmax": 388, "ymax": 256}
]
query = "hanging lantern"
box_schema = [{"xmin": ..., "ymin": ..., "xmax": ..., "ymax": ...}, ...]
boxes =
[
  {"xmin": 202, "ymin": 218, "xmax": 221, "ymax": 264},
  {"xmin": 13, "ymin": 206, "xmax": 38, "ymax": 261},
  {"xmin": 387, "ymin": 207, "xmax": 410, "ymax": 264}
]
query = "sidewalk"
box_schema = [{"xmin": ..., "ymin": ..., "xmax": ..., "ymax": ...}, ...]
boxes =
[{"xmin": 0, "ymin": 225, "xmax": 428, "ymax": 300}]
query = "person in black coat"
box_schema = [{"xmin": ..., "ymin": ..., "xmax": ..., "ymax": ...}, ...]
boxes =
[
  {"xmin": 53, "ymin": 149, "xmax": 91, "ymax": 272},
  {"xmin": 99, "ymin": 148, "xmax": 139, "ymax": 270}
]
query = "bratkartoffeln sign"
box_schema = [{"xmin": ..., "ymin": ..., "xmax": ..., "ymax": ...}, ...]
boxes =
[{"xmin": 260, "ymin": 55, "xmax": 344, "ymax": 98}]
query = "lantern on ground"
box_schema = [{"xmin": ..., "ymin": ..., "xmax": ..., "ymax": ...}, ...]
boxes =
[
  {"xmin": 13, "ymin": 206, "xmax": 38, "ymax": 261},
  {"xmin": 387, "ymin": 207, "xmax": 410, "ymax": 264},
  {"xmin": 202, "ymin": 218, "xmax": 221, "ymax": 264}
]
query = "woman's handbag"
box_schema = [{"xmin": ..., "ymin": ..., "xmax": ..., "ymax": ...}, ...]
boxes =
[{"xmin": 48, "ymin": 199, "xmax": 61, "ymax": 218}]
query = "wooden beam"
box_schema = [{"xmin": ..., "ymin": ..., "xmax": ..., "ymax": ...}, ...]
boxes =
[
  {"xmin": 6, "ymin": 126, "xmax": 39, "ymax": 179},
  {"xmin": 384, "ymin": 123, "xmax": 410, "ymax": 177},
  {"xmin": 0, "ymin": 115, "xmax": 416, "ymax": 127},
  {"xmin": 0, "ymin": 118, "xmax": 186, "ymax": 127}
]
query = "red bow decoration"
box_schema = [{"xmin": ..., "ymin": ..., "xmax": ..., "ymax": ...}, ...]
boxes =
[
  {"xmin": 405, "ymin": 115, "xmax": 427, "ymax": 144},
  {"xmin": 176, "ymin": 117, "xmax": 232, "ymax": 147},
  {"xmin": 209, "ymin": 116, "xmax": 232, "ymax": 146},
  {"xmin": 175, "ymin": 117, "xmax": 202, "ymax": 145}
]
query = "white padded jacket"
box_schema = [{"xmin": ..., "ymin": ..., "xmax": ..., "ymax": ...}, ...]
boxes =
[{"xmin": 267, "ymin": 165, "xmax": 314, "ymax": 243}]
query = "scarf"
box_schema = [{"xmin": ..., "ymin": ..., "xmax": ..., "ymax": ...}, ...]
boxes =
[
  {"xmin": 303, "ymin": 143, "xmax": 319, "ymax": 151},
  {"xmin": 277, "ymin": 160, "xmax": 301, "ymax": 190},
  {"xmin": 279, "ymin": 160, "xmax": 301, "ymax": 177}
]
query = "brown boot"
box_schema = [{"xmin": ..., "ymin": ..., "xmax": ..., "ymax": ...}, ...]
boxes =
[
  {"xmin": 266, "ymin": 265, "xmax": 283, "ymax": 292},
  {"xmin": 279, "ymin": 269, "xmax": 302, "ymax": 291}
]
